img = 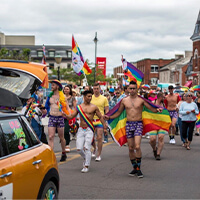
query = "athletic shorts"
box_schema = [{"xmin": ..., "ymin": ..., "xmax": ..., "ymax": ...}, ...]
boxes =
[
  {"xmin": 149, "ymin": 129, "xmax": 168, "ymax": 136},
  {"xmin": 93, "ymin": 119, "xmax": 103, "ymax": 128},
  {"xmin": 48, "ymin": 115, "xmax": 65, "ymax": 128},
  {"xmin": 169, "ymin": 110, "xmax": 178, "ymax": 120},
  {"xmin": 125, "ymin": 121, "xmax": 143, "ymax": 138}
]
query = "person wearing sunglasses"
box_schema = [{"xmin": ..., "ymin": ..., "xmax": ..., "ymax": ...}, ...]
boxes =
[{"xmin": 179, "ymin": 92, "xmax": 199, "ymax": 150}]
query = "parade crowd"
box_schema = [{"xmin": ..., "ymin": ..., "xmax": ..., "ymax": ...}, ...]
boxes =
[{"xmin": 22, "ymin": 80, "xmax": 200, "ymax": 178}]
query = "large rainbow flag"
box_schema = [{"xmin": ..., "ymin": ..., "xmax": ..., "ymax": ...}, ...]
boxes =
[
  {"xmin": 122, "ymin": 59, "xmax": 144, "ymax": 87},
  {"xmin": 72, "ymin": 35, "xmax": 92, "ymax": 76},
  {"xmin": 142, "ymin": 102, "xmax": 171, "ymax": 134},
  {"xmin": 196, "ymin": 113, "xmax": 200, "ymax": 128},
  {"xmin": 106, "ymin": 96, "xmax": 171, "ymax": 146},
  {"xmin": 106, "ymin": 99, "xmax": 127, "ymax": 146}
]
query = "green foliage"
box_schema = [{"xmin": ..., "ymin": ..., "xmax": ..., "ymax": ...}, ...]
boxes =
[{"xmin": 0, "ymin": 47, "xmax": 31, "ymax": 61}]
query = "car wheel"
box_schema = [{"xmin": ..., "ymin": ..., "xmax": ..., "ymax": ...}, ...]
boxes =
[{"xmin": 40, "ymin": 181, "xmax": 58, "ymax": 199}]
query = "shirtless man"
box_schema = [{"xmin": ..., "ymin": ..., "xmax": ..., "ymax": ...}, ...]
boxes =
[
  {"xmin": 66, "ymin": 90, "xmax": 107, "ymax": 173},
  {"xmin": 45, "ymin": 80, "xmax": 68, "ymax": 162},
  {"xmin": 104, "ymin": 81, "xmax": 162, "ymax": 178},
  {"xmin": 164, "ymin": 85, "xmax": 181, "ymax": 144}
]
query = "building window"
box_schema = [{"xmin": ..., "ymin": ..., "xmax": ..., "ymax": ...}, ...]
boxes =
[
  {"xmin": 37, "ymin": 51, "xmax": 43, "ymax": 57},
  {"xmin": 67, "ymin": 51, "xmax": 72, "ymax": 58},
  {"xmin": 48, "ymin": 51, "xmax": 55, "ymax": 57},
  {"xmin": 151, "ymin": 65, "xmax": 158, "ymax": 73}
]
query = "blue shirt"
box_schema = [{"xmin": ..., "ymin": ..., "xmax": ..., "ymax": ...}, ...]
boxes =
[{"xmin": 179, "ymin": 102, "xmax": 199, "ymax": 121}]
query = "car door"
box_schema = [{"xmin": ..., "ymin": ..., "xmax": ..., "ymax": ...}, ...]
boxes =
[
  {"xmin": 0, "ymin": 116, "xmax": 47, "ymax": 199},
  {"xmin": 0, "ymin": 124, "xmax": 14, "ymax": 200}
]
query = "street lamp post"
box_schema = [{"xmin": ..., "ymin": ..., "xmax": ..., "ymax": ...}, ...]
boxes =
[
  {"xmin": 55, "ymin": 54, "xmax": 62, "ymax": 81},
  {"xmin": 93, "ymin": 32, "xmax": 98, "ymax": 83}
]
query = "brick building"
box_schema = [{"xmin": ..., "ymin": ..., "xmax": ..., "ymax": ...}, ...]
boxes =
[
  {"xmin": 136, "ymin": 58, "xmax": 175, "ymax": 88},
  {"xmin": 188, "ymin": 11, "xmax": 200, "ymax": 85}
]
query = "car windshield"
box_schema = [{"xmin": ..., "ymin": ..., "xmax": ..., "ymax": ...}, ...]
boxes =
[{"xmin": 0, "ymin": 69, "xmax": 30, "ymax": 96}]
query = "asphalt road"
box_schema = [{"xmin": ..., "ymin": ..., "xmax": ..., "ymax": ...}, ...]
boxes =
[{"xmin": 47, "ymin": 127, "xmax": 200, "ymax": 199}]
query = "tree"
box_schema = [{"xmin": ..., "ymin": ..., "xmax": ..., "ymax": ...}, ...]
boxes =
[{"xmin": 0, "ymin": 47, "xmax": 31, "ymax": 61}]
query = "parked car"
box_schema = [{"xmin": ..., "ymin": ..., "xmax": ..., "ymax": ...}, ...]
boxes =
[{"xmin": 0, "ymin": 60, "xmax": 59, "ymax": 199}]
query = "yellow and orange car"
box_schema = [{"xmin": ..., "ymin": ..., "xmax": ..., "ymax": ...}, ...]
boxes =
[{"xmin": 0, "ymin": 60, "xmax": 59, "ymax": 199}]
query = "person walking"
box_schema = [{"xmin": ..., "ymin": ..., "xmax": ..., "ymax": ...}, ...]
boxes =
[
  {"xmin": 63, "ymin": 85, "xmax": 77, "ymax": 152},
  {"xmin": 149, "ymin": 92, "xmax": 167, "ymax": 160},
  {"xmin": 104, "ymin": 81, "xmax": 162, "ymax": 178},
  {"xmin": 177, "ymin": 94, "xmax": 187, "ymax": 146},
  {"xmin": 164, "ymin": 85, "xmax": 181, "ymax": 144},
  {"xmin": 179, "ymin": 92, "xmax": 199, "ymax": 150},
  {"xmin": 91, "ymin": 83, "xmax": 109, "ymax": 161},
  {"xmin": 45, "ymin": 80, "xmax": 70, "ymax": 162},
  {"xmin": 65, "ymin": 90, "xmax": 107, "ymax": 172}
]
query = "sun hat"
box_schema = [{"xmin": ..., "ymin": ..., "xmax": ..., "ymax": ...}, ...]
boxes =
[{"xmin": 49, "ymin": 79, "xmax": 62, "ymax": 91}]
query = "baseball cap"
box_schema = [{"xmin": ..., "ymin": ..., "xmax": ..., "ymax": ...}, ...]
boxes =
[{"xmin": 109, "ymin": 88, "xmax": 114, "ymax": 93}]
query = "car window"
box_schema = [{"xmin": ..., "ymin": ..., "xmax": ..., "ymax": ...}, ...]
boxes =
[
  {"xmin": 20, "ymin": 116, "xmax": 40, "ymax": 146},
  {"xmin": 0, "ymin": 118, "xmax": 31, "ymax": 154},
  {"xmin": 0, "ymin": 126, "xmax": 7, "ymax": 157},
  {"xmin": 0, "ymin": 70, "xmax": 30, "ymax": 96}
]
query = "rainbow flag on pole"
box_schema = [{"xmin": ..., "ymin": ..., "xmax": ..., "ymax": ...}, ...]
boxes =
[
  {"xmin": 72, "ymin": 35, "xmax": 92, "ymax": 76},
  {"xmin": 106, "ymin": 96, "xmax": 171, "ymax": 146},
  {"xmin": 122, "ymin": 59, "xmax": 144, "ymax": 87}
]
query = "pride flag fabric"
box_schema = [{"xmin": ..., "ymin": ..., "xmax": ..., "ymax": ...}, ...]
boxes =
[
  {"xmin": 196, "ymin": 113, "xmax": 200, "ymax": 128},
  {"xmin": 142, "ymin": 105, "xmax": 171, "ymax": 134},
  {"xmin": 72, "ymin": 35, "xmax": 92, "ymax": 75},
  {"xmin": 106, "ymin": 99, "xmax": 127, "ymax": 146},
  {"xmin": 122, "ymin": 59, "xmax": 144, "ymax": 87},
  {"xmin": 82, "ymin": 61, "xmax": 92, "ymax": 75},
  {"xmin": 106, "ymin": 96, "xmax": 171, "ymax": 146}
]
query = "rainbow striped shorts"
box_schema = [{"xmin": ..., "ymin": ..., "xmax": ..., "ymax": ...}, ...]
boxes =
[
  {"xmin": 93, "ymin": 119, "xmax": 103, "ymax": 128},
  {"xmin": 149, "ymin": 129, "xmax": 167, "ymax": 136}
]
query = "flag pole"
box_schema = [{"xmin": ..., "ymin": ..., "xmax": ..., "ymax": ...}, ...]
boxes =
[{"xmin": 83, "ymin": 71, "xmax": 88, "ymax": 86}]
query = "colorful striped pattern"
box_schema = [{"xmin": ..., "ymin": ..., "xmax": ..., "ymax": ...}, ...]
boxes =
[
  {"xmin": 123, "ymin": 60, "xmax": 144, "ymax": 87},
  {"xmin": 142, "ymin": 102, "xmax": 171, "ymax": 134},
  {"xmin": 191, "ymin": 85, "xmax": 200, "ymax": 91},
  {"xmin": 106, "ymin": 99, "xmax": 127, "ymax": 146},
  {"xmin": 196, "ymin": 113, "xmax": 200, "ymax": 128},
  {"xmin": 93, "ymin": 119, "xmax": 103, "ymax": 128},
  {"xmin": 82, "ymin": 61, "xmax": 92, "ymax": 75},
  {"xmin": 72, "ymin": 35, "xmax": 92, "ymax": 76},
  {"xmin": 76, "ymin": 105, "xmax": 95, "ymax": 132},
  {"xmin": 106, "ymin": 96, "xmax": 171, "ymax": 146},
  {"xmin": 122, "ymin": 77, "xmax": 129, "ymax": 86}
]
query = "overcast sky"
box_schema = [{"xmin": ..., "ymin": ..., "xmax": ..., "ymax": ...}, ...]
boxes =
[{"xmin": 0, "ymin": 0, "xmax": 199, "ymax": 75}]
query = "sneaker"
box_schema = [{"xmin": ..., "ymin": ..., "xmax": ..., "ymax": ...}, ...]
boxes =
[
  {"xmin": 129, "ymin": 169, "xmax": 137, "ymax": 177},
  {"xmin": 92, "ymin": 150, "xmax": 96, "ymax": 158},
  {"xmin": 81, "ymin": 167, "xmax": 89, "ymax": 173},
  {"xmin": 195, "ymin": 133, "xmax": 200, "ymax": 136},
  {"xmin": 95, "ymin": 156, "xmax": 101, "ymax": 162},
  {"xmin": 60, "ymin": 154, "xmax": 67, "ymax": 162},
  {"xmin": 171, "ymin": 139, "xmax": 176, "ymax": 144},
  {"xmin": 137, "ymin": 170, "xmax": 144, "ymax": 178},
  {"xmin": 169, "ymin": 139, "xmax": 172, "ymax": 144},
  {"xmin": 145, "ymin": 135, "xmax": 150, "ymax": 139},
  {"xmin": 156, "ymin": 155, "xmax": 161, "ymax": 160},
  {"xmin": 103, "ymin": 140, "xmax": 108, "ymax": 144}
]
